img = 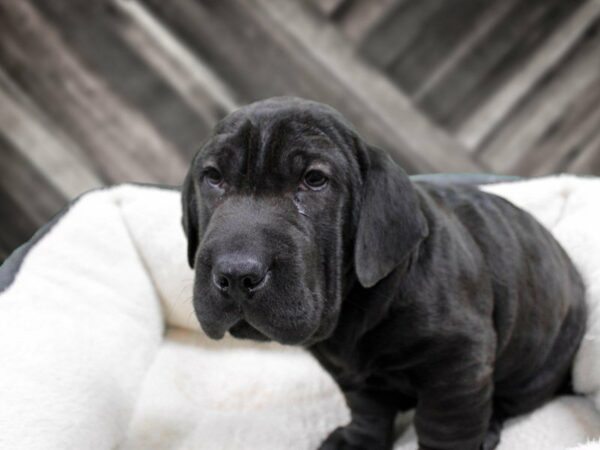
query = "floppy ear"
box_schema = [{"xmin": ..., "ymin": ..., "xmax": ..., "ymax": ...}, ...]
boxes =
[
  {"xmin": 181, "ymin": 170, "xmax": 200, "ymax": 268},
  {"xmin": 354, "ymin": 146, "xmax": 428, "ymax": 288}
]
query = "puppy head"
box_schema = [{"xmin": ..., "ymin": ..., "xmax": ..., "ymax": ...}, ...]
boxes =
[{"xmin": 182, "ymin": 97, "xmax": 427, "ymax": 346}]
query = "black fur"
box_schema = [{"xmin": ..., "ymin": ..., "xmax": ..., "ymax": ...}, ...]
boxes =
[{"xmin": 181, "ymin": 97, "xmax": 587, "ymax": 450}]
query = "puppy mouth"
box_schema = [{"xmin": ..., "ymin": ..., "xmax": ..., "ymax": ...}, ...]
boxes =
[{"xmin": 228, "ymin": 319, "xmax": 270, "ymax": 342}]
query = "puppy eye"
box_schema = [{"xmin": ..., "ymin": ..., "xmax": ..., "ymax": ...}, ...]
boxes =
[
  {"xmin": 203, "ymin": 167, "xmax": 223, "ymax": 187},
  {"xmin": 303, "ymin": 170, "xmax": 328, "ymax": 190}
]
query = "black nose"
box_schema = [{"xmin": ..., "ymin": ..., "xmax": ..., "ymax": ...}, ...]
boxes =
[{"xmin": 212, "ymin": 256, "xmax": 268, "ymax": 296}]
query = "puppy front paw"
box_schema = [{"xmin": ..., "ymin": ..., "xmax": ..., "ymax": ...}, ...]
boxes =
[
  {"xmin": 480, "ymin": 416, "xmax": 502, "ymax": 450},
  {"xmin": 318, "ymin": 426, "xmax": 391, "ymax": 450},
  {"xmin": 318, "ymin": 427, "xmax": 355, "ymax": 450}
]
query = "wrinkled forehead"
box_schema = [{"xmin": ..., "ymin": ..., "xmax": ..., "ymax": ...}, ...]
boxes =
[{"xmin": 194, "ymin": 104, "xmax": 360, "ymax": 187}]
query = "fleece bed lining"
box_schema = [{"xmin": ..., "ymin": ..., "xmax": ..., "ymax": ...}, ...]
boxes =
[{"xmin": 1, "ymin": 175, "xmax": 600, "ymax": 450}]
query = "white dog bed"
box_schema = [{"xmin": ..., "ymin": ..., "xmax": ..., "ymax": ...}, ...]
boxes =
[{"xmin": 1, "ymin": 175, "xmax": 600, "ymax": 450}]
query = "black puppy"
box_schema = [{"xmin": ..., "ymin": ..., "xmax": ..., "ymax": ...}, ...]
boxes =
[{"xmin": 181, "ymin": 97, "xmax": 587, "ymax": 450}]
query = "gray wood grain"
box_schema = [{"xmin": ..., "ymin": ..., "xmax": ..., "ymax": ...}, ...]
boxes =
[
  {"xmin": 1, "ymin": 0, "xmax": 599, "ymax": 262},
  {"xmin": 387, "ymin": 0, "xmax": 490, "ymax": 95},
  {"xmin": 114, "ymin": 0, "xmax": 238, "ymax": 123},
  {"xmin": 458, "ymin": 0, "xmax": 600, "ymax": 151},
  {"xmin": 251, "ymin": 0, "xmax": 481, "ymax": 173},
  {"xmin": 0, "ymin": 69, "xmax": 103, "ymax": 198},
  {"xmin": 416, "ymin": 0, "xmax": 583, "ymax": 128},
  {"xmin": 331, "ymin": 0, "xmax": 399, "ymax": 43},
  {"xmin": 0, "ymin": 0, "xmax": 188, "ymax": 185},
  {"xmin": 29, "ymin": 0, "xmax": 213, "ymax": 160},
  {"xmin": 477, "ymin": 22, "xmax": 600, "ymax": 175}
]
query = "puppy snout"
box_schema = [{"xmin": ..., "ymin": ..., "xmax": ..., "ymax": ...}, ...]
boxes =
[{"xmin": 212, "ymin": 255, "xmax": 269, "ymax": 296}]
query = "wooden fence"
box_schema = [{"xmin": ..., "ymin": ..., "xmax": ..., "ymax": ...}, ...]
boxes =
[{"xmin": 1, "ymin": 0, "xmax": 599, "ymax": 260}]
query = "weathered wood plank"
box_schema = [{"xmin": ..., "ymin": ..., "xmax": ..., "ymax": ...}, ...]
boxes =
[
  {"xmin": 567, "ymin": 129, "xmax": 600, "ymax": 175},
  {"xmin": 306, "ymin": 0, "xmax": 349, "ymax": 17},
  {"xmin": 0, "ymin": 69, "xmax": 103, "ymax": 198},
  {"xmin": 387, "ymin": 0, "xmax": 492, "ymax": 95},
  {"xmin": 477, "ymin": 22, "xmax": 600, "ymax": 175},
  {"xmin": 143, "ymin": 0, "xmax": 479, "ymax": 173},
  {"xmin": 113, "ymin": 0, "xmax": 238, "ymax": 125},
  {"xmin": 29, "ymin": 0, "xmax": 212, "ymax": 160},
  {"xmin": 458, "ymin": 0, "xmax": 600, "ymax": 151},
  {"xmin": 358, "ymin": 0, "xmax": 443, "ymax": 70},
  {"xmin": 410, "ymin": 0, "xmax": 517, "ymax": 103},
  {"xmin": 417, "ymin": 0, "xmax": 583, "ymax": 129},
  {"xmin": 0, "ymin": 135, "xmax": 66, "ymax": 225},
  {"xmin": 521, "ymin": 80, "xmax": 600, "ymax": 176},
  {"xmin": 1, "ymin": 0, "xmax": 598, "ymax": 261},
  {"xmin": 332, "ymin": 0, "xmax": 398, "ymax": 43},
  {"xmin": 142, "ymin": 0, "xmax": 317, "ymax": 108},
  {"xmin": 0, "ymin": 0, "xmax": 188, "ymax": 184},
  {"xmin": 250, "ymin": 0, "xmax": 480, "ymax": 172}
]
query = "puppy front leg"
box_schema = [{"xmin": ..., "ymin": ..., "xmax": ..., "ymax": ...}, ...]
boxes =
[
  {"xmin": 318, "ymin": 389, "xmax": 400, "ymax": 450},
  {"xmin": 415, "ymin": 367, "xmax": 494, "ymax": 450}
]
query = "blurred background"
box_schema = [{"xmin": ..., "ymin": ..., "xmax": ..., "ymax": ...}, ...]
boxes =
[{"xmin": 1, "ymin": 0, "xmax": 599, "ymax": 261}]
